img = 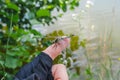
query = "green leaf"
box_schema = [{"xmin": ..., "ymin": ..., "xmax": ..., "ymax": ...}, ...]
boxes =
[
  {"xmin": 58, "ymin": 30, "xmax": 64, "ymax": 36},
  {"xmin": 61, "ymin": 3, "xmax": 67, "ymax": 12},
  {"xmin": 0, "ymin": 60, "xmax": 4, "ymax": 67},
  {"xmin": 59, "ymin": 0, "xmax": 67, "ymax": 12},
  {"xmin": 7, "ymin": 2, "xmax": 19, "ymax": 11},
  {"xmin": 5, "ymin": 56, "xmax": 20, "ymax": 69},
  {"xmin": 70, "ymin": 36, "xmax": 79, "ymax": 51},
  {"xmin": 0, "ymin": 32, "xmax": 3, "ymax": 38},
  {"xmin": 6, "ymin": 46, "xmax": 29, "ymax": 57},
  {"xmin": 12, "ymin": 14, "xmax": 19, "ymax": 23},
  {"xmin": 46, "ymin": 5, "xmax": 54, "ymax": 9},
  {"xmin": 5, "ymin": 0, "xmax": 11, "ymax": 3},
  {"xmin": 0, "ymin": 24, "xmax": 2, "ymax": 29},
  {"xmin": 30, "ymin": 29, "xmax": 42, "ymax": 36},
  {"xmin": 86, "ymin": 67, "xmax": 92, "ymax": 77},
  {"xmin": 36, "ymin": 9, "xmax": 50, "ymax": 18},
  {"xmin": 70, "ymin": 6, "xmax": 75, "ymax": 10}
]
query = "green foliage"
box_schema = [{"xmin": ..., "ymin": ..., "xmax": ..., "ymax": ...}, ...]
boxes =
[
  {"xmin": 85, "ymin": 66, "xmax": 94, "ymax": 80},
  {"xmin": 0, "ymin": 29, "xmax": 85, "ymax": 79},
  {"xmin": 70, "ymin": 36, "xmax": 79, "ymax": 51},
  {"xmin": 0, "ymin": 28, "xmax": 44, "ymax": 79},
  {"xmin": 0, "ymin": 0, "xmax": 81, "ymax": 79},
  {"xmin": 7, "ymin": 2, "xmax": 19, "ymax": 11},
  {"xmin": 36, "ymin": 9, "xmax": 50, "ymax": 17},
  {"xmin": 0, "ymin": 0, "xmax": 80, "ymax": 28}
]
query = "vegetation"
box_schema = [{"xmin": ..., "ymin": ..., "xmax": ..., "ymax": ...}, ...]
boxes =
[
  {"xmin": 0, "ymin": 0, "xmax": 79, "ymax": 28},
  {"xmin": 1, "ymin": 0, "xmax": 118, "ymax": 80},
  {"xmin": 0, "ymin": 0, "xmax": 83, "ymax": 80}
]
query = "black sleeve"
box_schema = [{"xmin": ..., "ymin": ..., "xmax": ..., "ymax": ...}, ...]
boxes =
[{"xmin": 14, "ymin": 52, "xmax": 54, "ymax": 80}]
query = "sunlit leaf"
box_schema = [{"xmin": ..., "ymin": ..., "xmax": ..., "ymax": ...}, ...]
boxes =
[
  {"xmin": 60, "ymin": 2, "xmax": 67, "ymax": 12},
  {"xmin": 58, "ymin": 30, "xmax": 64, "ymax": 36},
  {"xmin": 7, "ymin": 2, "xmax": 19, "ymax": 11},
  {"xmin": 47, "ymin": 5, "xmax": 54, "ymax": 9},
  {"xmin": 36, "ymin": 9, "xmax": 50, "ymax": 18},
  {"xmin": 70, "ymin": 36, "xmax": 79, "ymax": 51},
  {"xmin": 5, "ymin": 0, "xmax": 10, "ymax": 3},
  {"xmin": 80, "ymin": 39, "xmax": 86, "ymax": 48}
]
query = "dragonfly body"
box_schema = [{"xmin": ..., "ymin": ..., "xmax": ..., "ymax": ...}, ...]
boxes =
[{"xmin": 53, "ymin": 34, "xmax": 74, "ymax": 44}]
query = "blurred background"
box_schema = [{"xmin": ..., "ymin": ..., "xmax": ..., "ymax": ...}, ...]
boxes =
[
  {"xmin": 34, "ymin": 0, "xmax": 120, "ymax": 79},
  {"xmin": 0, "ymin": 0, "xmax": 120, "ymax": 80}
]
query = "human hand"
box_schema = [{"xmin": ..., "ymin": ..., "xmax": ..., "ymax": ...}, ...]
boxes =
[{"xmin": 43, "ymin": 37, "xmax": 70, "ymax": 60}]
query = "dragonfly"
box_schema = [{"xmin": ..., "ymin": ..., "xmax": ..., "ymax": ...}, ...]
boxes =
[
  {"xmin": 33, "ymin": 34, "xmax": 75, "ymax": 48},
  {"xmin": 52, "ymin": 34, "xmax": 74, "ymax": 48},
  {"xmin": 52, "ymin": 34, "xmax": 74, "ymax": 43}
]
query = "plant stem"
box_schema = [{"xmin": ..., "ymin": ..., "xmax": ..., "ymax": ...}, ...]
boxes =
[{"xmin": 3, "ymin": 12, "xmax": 13, "ymax": 79}]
